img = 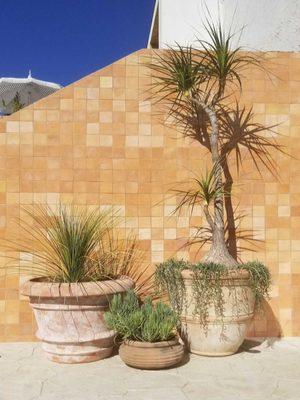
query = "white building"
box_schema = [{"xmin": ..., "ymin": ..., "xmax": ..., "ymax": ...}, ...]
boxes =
[
  {"xmin": 148, "ymin": 0, "xmax": 300, "ymax": 51},
  {"xmin": 0, "ymin": 72, "xmax": 61, "ymax": 115}
]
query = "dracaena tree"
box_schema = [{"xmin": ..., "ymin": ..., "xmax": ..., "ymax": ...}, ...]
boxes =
[{"xmin": 149, "ymin": 21, "xmax": 277, "ymax": 267}]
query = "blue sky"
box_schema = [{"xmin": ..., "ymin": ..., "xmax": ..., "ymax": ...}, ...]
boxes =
[{"xmin": 0, "ymin": 0, "xmax": 155, "ymax": 86}]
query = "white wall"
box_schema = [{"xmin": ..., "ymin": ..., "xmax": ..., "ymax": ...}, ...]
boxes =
[
  {"xmin": 157, "ymin": 0, "xmax": 300, "ymax": 51},
  {"xmin": 158, "ymin": 0, "xmax": 221, "ymax": 48}
]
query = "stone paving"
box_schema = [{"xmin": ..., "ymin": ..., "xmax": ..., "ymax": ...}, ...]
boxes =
[{"xmin": 0, "ymin": 338, "xmax": 300, "ymax": 400}]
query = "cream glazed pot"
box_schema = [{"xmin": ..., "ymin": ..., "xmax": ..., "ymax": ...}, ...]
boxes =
[
  {"xmin": 21, "ymin": 276, "xmax": 134, "ymax": 363},
  {"xmin": 181, "ymin": 269, "xmax": 255, "ymax": 356}
]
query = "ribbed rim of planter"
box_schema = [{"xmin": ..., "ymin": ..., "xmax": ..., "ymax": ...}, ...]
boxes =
[
  {"xmin": 181, "ymin": 268, "xmax": 250, "ymax": 280},
  {"xmin": 123, "ymin": 338, "xmax": 178, "ymax": 348},
  {"xmin": 21, "ymin": 275, "xmax": 134, "ymax": 298}
]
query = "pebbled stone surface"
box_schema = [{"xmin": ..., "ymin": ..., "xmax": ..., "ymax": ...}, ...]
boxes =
[{"xmin": 0, "ymin": 338, "xmax": 300, "ymax": 400}]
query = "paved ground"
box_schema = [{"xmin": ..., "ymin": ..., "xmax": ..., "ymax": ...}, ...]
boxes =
[{"xmin": 0, "ymin": 339, "xmax": 300, "ymax": 400}]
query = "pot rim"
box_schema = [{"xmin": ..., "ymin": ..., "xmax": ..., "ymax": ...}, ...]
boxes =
[
  {"xmin": 181, "ymin": 268, "xmax": 250, "ymax": 280},
  {"xmin": 21, "ymin": 275, "xmax": 134, "ymax": 298},
  {"xmin": 122, "ymin": 338, "xmax": 179, "ymax": 348}
]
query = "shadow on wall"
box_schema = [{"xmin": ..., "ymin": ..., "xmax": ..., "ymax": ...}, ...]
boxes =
[
  {"xmin": 249, "ymin": 300, "xmax": 282, "ymax": 338},
  {"xmin": 219, "ymin": 104, "xmax": 284, "ymax": 261}
]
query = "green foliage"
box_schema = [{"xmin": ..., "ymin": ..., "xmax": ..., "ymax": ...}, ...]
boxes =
[
  {"xmin": 200, "ymin": 19, "xmax": 261, "ymax": 98},
  {"xmin": 5, "ymin": 205, "xmax": 153, "ymax": 290},
  {"xmin": 150, "ymin": 45, "xmax": 203, "ymax": 99},
  {"xmin": 155, "ymin": 259, "xmax": 187, "ymax": 315},
  {"xmin": 172, "ymin": 163, "xmax": 225, "ymax": 214},
  {"xmin": 12, "ymin": 92, "xmax": 25, "ymax": 112},
  {"xmin": 10, "ymin": 205, "xmax": 115, "ymax": 282},
  {"xmin": 191, "ymin": 262, "xmax": 226, "ymax": 326},
  {"xmin": 239, "ymin": 261, "xmax": 271, "ymax": 307},
  {"xmin": 155, "ymin": 259, "xmax": 271, "ymax": 327},
  {"xmin": 104, "ymin": 291, "xmax": 179, "ymax": 342},
  {"xmin": 2, "ymin": 92, "xmax": 25, "ymax": 114}
]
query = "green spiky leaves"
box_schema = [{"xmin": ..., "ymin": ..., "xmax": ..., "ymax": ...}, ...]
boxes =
[
  {"xmin": 173, "ymin": 162, "xmax": 225, "ymax": 212},
  {"xmin": 150, "ymin": 19, "xmax": 262, "ymax": 107},
  {"xmin": 15, "ymin": 205, "xmax": 115, "ymax": 283},
  {"xmin": 150, "ymin": 45, "xmax": 203, "ymax": 100},
  {"xmin": 105, "ymin": 291, "xmax": 179, "ymax": 342},
  {"xmin": 4, "ymin": 205, "xmax": 151, "ymax": 289}
]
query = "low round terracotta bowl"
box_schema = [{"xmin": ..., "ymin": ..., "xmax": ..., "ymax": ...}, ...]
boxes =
[
  {"xmin": 119, "ymin": 338, "xmax": 184, "ymax": 369},
  {"xmin": 21, "ymin": 276, "xmax": 134, "ymax": 364}
]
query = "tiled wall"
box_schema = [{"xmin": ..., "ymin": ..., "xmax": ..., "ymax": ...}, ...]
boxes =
[{"xmin": 0, "ymin": 49, "xmax": 299, "ymax": 341}]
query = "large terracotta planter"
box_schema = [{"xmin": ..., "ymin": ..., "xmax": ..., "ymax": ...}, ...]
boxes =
[
  {"xmin": 181, "ymin": 269, "xmax": 255, "ymax": 356},
  {"xmin": 119, "ymin": 338, "xmax": 184, "ymax": 369},
  {"xmin": 21, "ymin": 276, "xmax": 134, "ymax": 363}
]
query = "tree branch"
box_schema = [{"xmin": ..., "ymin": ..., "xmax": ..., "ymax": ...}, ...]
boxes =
[{"xmin": 203, "ymin": 204, "xmax": 214, "ymax": 230}]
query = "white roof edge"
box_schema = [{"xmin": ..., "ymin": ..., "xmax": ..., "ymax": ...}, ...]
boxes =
[
  {"xmin": 147, "ymin": 0, "xmax": 159, "ymax": 48},
  {"xmin": 0, "ymin": 76, "xmax": 62, "ymax": 89}
]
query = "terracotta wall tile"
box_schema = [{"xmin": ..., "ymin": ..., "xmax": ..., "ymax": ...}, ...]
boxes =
[{"xmin": 0, "ymin": 49, "xmax": 300, "ymax": 340}]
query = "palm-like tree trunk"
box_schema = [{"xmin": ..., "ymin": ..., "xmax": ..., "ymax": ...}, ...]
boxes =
[
  {"xmin": 190, "ymin": 94, "xmax": 237, "ymax": 267},
  {"xmin": 149, "ymin": 22, "xmax": 263, "ymax": 267},
  {"xmin": 221, "ymin": 157, "xmax": 238, "ymax": 260}
]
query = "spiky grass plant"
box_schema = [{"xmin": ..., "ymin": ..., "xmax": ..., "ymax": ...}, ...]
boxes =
[
  {"xmin": 93, "ymin": 231, "xmax": 156, "ymax": 299},
  {"xmin": 4, "ymin": 205, "xmax": 156, "ymax": 295},
  {"xmin": 105, "ymin": 291, "xmax": 179, "ymax": 342},
  {"xmin": 8, "ymin": 205, "xmax": 113, "ymax": 283},
  {"xmin": 5, "ymin": 205, "xmax": 115, "ymax": 282}
]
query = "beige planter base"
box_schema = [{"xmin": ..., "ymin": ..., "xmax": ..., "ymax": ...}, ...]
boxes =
[
  {"xmin": 43, "ymin": 342, "xmax": 113, "ymax": 364},
  {"xmin": 41, "ymin": 333, "xmax": 115, "ymax": 364},
  {"xmin": 181, "ymin": 317, "xmax": 252, "ymax": 356},
  {"xmin": 119, "ymin": 339, "xmax": 184, "ymax": 369},
  {"xmin": 181, "ymin": 269, "xmax": 255, "ymax": 357},
  {"xmin": 21, "ymin": 276, "xmax": 134, "ymax": 364},
  {"xmin": 191, "ymin": 350, "xmax": 235, "ymax": 357}
]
